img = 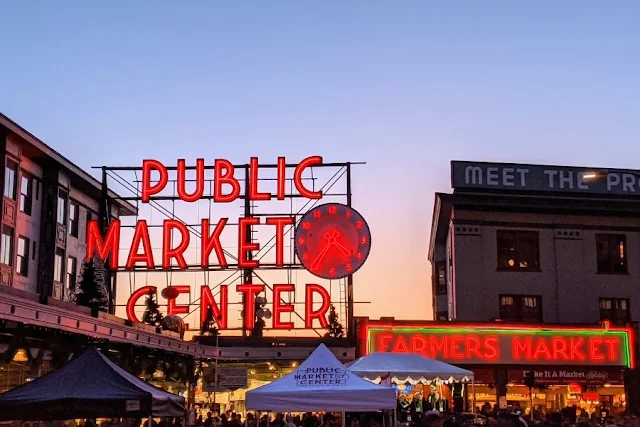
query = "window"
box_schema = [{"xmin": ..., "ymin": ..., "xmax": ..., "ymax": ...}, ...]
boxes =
[
  {"xmin": 16, "ymin": 236, "xmax": 29, "ymax": 276},
  {"xmin": 596, "ymin": 234, "xmax": 627, "ymax": 274},
  {"xmin": 600, "ymin": 298, "xmax": 631, "ymax": 325},
  {"xmin": 19, "ymin": 174, "xmax": 33, "ymax": 215},
  {"xmin": 497, "ymin": 230, "xmax": 540, "ymax": 271},
  {"xmin": 499, "ymin": 294, "xmax": 543, "ymax": 322},
  {"xmin": 54, "ymin": 248, "xmax": 64, "ymax": 282},
  {"xmin": 66, "ymin": 256, "xmax": 77, "ymax": 291},
  {"xmin": 435, "ymin": 262, "xmax": 447, "ymax": 295},
  {"xmin": 1, "ymin": 226, "xmax": 14, "ymax": 266},
  {"xmin": 69, "ymin": 202, "xmax": 79, "ymax": 237},
  {"xmin": 4, "ymin": 159, "xmax": 17, "ymax": 200},
  {"xmin": 57, "ymin": 189, "xmax": 68, "ymax": 225}
]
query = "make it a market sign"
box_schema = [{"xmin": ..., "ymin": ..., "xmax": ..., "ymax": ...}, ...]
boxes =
[
  {"xmin": 86, "ymin": 157, "xmax": 372, "ymax": 331},
  {"xmin": 364, "ymin": 321, "xmax": 635, "ymax": 368}
]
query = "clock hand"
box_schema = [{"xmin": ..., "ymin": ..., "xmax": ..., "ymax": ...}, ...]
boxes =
[
  {"xmin": 311, "ymin": 241, "xmax": 332, "ymax": 271},
  {"xmin": 333, "ymin": 240, "xmax": 352, "ymax": 257},
  {"xmin": 325, "ymin": 231, "xmax": 351, "ymax": 257}
]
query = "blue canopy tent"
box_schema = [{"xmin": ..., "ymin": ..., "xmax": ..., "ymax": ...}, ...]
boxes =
[{"xmin": 0, "ymin": 348, "xmax": 184, "ymax": 421}]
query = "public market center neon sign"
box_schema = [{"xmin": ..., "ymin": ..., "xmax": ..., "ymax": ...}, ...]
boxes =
[
  {"xmin": 87, "ymin": 156, "xmax": 368, "ymax": 331},
  {"xmin": 364, "ymin": 321, "xmax": 634, "ymax": 368}
]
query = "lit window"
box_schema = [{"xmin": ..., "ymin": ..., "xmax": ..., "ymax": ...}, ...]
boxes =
[
  {"xmin": 69, "ymin": 202, "xmax": 79, "ymax": 237},
  {"xmin": 4, "ymin": 160, "xmax": 17, "ymax": 200},
  {"xmin": 596, "ymin": 234, "xmax": 627, "ymax": 274},
  {"xmin": 600, "ymin": 298, "xmax": 630, "ymax": 325},
  {"xmin": 499, "ymin": 294, "xmax": 542, "ymax": 322},
  {"xmin": 66, "ymin": 256, "xmax": 77, "ymax": 291},
  {"xmin": 20, "ymin": 175, "xmax": 33, "ymax": 215},
  {"xmin": 16, "ymin": 236, "xmax": 29, "ymax": 276},
  {"xmin": 57, "ymin": 189, "xmax": 68, "ymax": 225},
  {"xmin": 497, "ymin": 230, "xmax": 540, "ymax": 271},
  {"xmin": 1, "ymin": 225, "xmax": 14, "ymax": 266},
  {"xmin": 54, "ymin": 248, "xmax": 64, "ymax": 282}
]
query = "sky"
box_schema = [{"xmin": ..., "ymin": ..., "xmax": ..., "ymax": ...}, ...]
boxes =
[{"xmin": 1, "ymin": 1, "xmax": 639, "ymax": 325}]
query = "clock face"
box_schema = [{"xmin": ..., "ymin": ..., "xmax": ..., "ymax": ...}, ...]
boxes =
[{"xmin": 294, "ymin": 203, "xmax": 372, "ymax": 280}]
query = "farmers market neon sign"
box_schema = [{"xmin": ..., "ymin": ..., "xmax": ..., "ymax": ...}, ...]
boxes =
[
  {"xmin": 86, "ymin": 156, "xmax": 358, "ymax": 330},
  {"xmin": 363, "ymin": 321, "xmax": 635, "ymax": 368}
]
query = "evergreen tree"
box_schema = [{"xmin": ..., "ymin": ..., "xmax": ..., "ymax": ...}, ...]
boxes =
[
  {"xmin": 73, "ymin": 258, "xmax": 109, "ymax": 312},
  {"xmin": 200, "ymin": 306, "xmax": 219, "ymax": 336},
  {"xmin": 325, "ymin": 304, "xmax": 344, "ymax": 338},
  {"xmin": 142, "ymin": 289, "xmax": 164, "ymax": 327}
]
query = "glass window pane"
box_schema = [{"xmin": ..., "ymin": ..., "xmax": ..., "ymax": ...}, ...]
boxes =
[{"xmin": 4, "ymin": 161, "xmax": 17, "ymax": 199}]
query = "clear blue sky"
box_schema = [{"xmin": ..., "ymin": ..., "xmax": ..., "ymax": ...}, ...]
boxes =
[{"xmin": 1, "ymin": 1, "xmax": 639, "ymax": 321}]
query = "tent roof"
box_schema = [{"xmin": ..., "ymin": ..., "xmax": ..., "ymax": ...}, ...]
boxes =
[
  {"xmin": 246, "ymin": 344, "xmax": 396, "ymax": 412},
  {"xmin": 346, "ymin": 352, "xmax": 474, "ymax": 384},
  {"xmin": 0, "ymin": 348, "xmax": 184, "ymax": 420}
]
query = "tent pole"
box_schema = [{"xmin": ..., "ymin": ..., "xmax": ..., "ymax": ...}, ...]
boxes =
[
  {"xmin": 148, "ymin": 416, "xmax": 152, "ymax": 427},
  {"xmin": 472, "ymin": 380, "xmax": 476, "ymax": 414},
  {"xmin": 342, "ymin": 412, "xmax": 346, "ymax": 427}
]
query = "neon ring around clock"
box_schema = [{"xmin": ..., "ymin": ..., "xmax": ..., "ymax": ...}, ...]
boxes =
[{"xmin": 294, "ymin": 203, "xmax": 372, "ymax": 279}]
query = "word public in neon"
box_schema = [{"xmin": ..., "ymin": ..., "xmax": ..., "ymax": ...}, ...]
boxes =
[{"xmin": 364, "ymin": 321, "xmax": 634, "ymax": 368}]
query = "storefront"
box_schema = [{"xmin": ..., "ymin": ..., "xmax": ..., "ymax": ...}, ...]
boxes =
[{"xmin": 357, "ymin": 318, "xmax": 634, "ymax": 416}]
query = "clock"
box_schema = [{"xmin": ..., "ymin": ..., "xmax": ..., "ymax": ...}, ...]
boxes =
[{"xmin": 294, "ymin": 203, "xmax": 372, "ymax": 279}]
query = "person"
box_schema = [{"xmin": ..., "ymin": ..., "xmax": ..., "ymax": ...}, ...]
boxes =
[
  {"xmin": 422, "ymin": 411, "xmax": 442, "ymax": 427},
  {"xmin": 285, "ymin": 415, "xmax": 297, "ymax": 427},
  {"xmin": 272, "ymin": 414, "xmax": 285, "ymax": 427}
]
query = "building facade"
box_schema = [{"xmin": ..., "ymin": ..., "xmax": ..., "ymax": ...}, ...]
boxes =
[
  {"xmin": 0, "ymin": 113, "xmax": 209, "ymax": 395},
  {"xmin": 0, "ymin": 113, "xmax": 136, "ymax": 302},
  {"xmin": 429, "ymin": 160, "xmax": 640, "ymax": 326}
]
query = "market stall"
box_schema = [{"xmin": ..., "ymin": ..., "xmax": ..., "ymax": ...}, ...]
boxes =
[
  {"xmin": 246, "ymin": 344, "xmax": 396, "ymax": 412},
  {"xmin": 0, "ymin": 348, "xmax": 185, "ymax": 421},
  {"xmin": 347, "ymin": 352, "xmax": 475, "ymax": 414},
  {"xmin": 347, "ymin": 353, "xmax": 474, "ymax": 384}
]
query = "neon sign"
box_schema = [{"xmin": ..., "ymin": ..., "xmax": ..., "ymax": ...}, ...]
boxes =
[
  {"xmin": 294, "ymin": 203, "xmax": 372, "ymax": 280},
  {"xmin": 362, "ymin": 321, "xmax": 634, "ymax": 368},
  {"xmin": 87, "ymin": 157, "xmax": 371, "ymax": 331}
]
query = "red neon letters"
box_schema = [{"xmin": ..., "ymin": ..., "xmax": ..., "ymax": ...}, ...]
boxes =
[
  {"xmin": 86, "ymin": 219, "xmax": 120, "ymax": 269},
  {"xmin": 237, "ymin": 284, "xmax": 266, "ymax": 330},
  {"xmin": 200, "ymin": 285, "xmax": 228, "ymax": 329},
  {"xmin": 88, "ymin": 217, "xmax": 291, "ymax": 270},
  {"xmin": 272, "ymin": 284, "xmax": 295, "ymax": 330},
  {"xmin": 141, "ymin": 156, "xmax": 322, "ymax": 204},
  {"xmin": 305, "ymin": 284, "xmax": 331, "ymax": 328},
  {"xmin": 125, "ymin": 283, "xmax": 331, "ymax": 331},
  {"xmin": 369, "ymin": 330, "xmax": 627, "ymax": 366}
]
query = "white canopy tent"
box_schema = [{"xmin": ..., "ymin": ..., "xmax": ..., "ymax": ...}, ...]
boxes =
[
  {"xmin": 245, "ymin": 344, "xmax": 397, "ymax": 412},
  {"xmin": 346, "ymin": 352, "xmax": 474, "ymax": 384}
]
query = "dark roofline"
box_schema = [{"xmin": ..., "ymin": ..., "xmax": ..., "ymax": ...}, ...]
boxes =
[{"xmin": 0, "ymin": 112, "xmax": 137, "ymax": 216}]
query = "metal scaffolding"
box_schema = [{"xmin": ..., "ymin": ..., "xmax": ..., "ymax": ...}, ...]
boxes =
[{"xmin": 94, "ymin": 160, "xmax": 364, "ymax": 339}]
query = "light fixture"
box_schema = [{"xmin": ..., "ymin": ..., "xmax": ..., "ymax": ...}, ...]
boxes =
[
  {"xmin": 582, "ymin": 172, "xmax": 599, "ymax": 180},
  {"xmin": 291, "ymin": 362, "xmax": 298, "ymax": 368},
  {"xmin": 604, "ymin": 383, "xmax": 611, "ymax": 388},
  {"xmin": 507, "ymin": 383, "xmax": 515, "ymax": 387},
  {"xmin": 12, "ymin": 348, "xmax": 29, "ymax": 363},
  {"xmin": 250, "ymin": 369, "xmax": 257, "ymax": 375},
  {"xmin": 269, "ymin": 365, "xmax": 276, "ymax": 371}
]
